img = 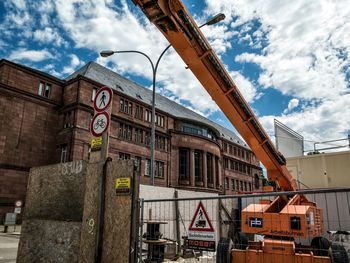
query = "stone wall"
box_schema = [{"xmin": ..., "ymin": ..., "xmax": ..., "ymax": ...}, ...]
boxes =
[
  {"xmin": 17, "ymin": 160, "xmax": 86, "ymax": 263},
  {"xmin": 17, "ymin": 159, "xmax": 137, "ymax": 263}
]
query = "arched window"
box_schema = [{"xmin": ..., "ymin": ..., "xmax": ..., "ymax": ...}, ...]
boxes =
[{"xmin": 254, "ymin": 174, "xmax": 260, "ymax": 189}]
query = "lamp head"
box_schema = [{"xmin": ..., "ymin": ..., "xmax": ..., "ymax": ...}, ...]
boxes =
[
  {"xmin": 205, "ymin": 13, "xmax": 225, "ymax": 26},
  {"xmin": 100, "ymin": 50, "xmax": 115, "ymax": 57}
]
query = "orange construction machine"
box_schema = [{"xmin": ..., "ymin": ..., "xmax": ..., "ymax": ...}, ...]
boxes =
[{"xmin": 132, "ymin": 0, "xmax": 347, "ymax": 262}]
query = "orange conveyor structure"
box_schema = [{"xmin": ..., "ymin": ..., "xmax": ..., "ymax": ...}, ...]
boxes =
[
  {"xmin": 132, "ymin": 0, "xmax": 296, "ymax": 191},
  {"xmin": 132, "ymin": 1, "xmax": 332, "ymax": 262}
]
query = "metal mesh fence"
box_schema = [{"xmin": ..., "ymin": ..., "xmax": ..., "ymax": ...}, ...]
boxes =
[{"xmin": 137, "ymin": 188, "xmax": 350, "ymax": 263}]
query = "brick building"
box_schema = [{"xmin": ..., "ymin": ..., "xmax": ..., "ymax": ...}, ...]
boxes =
[{"xmin": 0, "ymin": 59, "xmax": 262, "ymax": 221}]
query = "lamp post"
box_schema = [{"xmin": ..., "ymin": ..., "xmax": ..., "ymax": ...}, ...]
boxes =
[{"xmin": 100, "ymin": 13, "xmax": 225, "ymax": 186}]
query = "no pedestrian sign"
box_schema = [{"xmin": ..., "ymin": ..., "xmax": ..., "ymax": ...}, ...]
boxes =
[
  {"xmin": 94, "ymin": 86, "xmax": 113, "ymax": 112},
  {"xmin": 90, "ymin": 112, "xmax": 110, "ymax": 137}
]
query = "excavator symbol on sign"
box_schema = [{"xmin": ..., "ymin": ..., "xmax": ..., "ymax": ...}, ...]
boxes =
[{"xmin": 195, "ymin": 210, "xmax": 206, "ymax": 228}]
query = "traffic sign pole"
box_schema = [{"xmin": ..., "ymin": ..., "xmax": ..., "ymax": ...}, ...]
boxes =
[{"xmin": 89, "ymin": 86, "xmax": 113, "ymax": 163}]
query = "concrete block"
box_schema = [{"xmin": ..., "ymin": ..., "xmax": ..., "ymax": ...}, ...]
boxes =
[
  {"xmin": 25, "ymin": 161, "xmax": 86, "ymax": 221},
  {"xmin": 17, "ymin": 219, "xmax": 81, "ymax": 263}
]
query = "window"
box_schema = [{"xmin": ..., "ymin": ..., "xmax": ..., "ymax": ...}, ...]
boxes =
[
  {"xmin": 155, "ymin": 161, "xmax": 164, "ymax": 178},
  {"xmin": 38, "ymin": 81, "xmax": 51, "ymax": 98},
  {"xmin": 225, "ymin": 177, "xmax": 229, "ymax": 189},
  {"xmin": 92, "ymin": 87, "xmax": 97, "ymax": 101},
  {"xmin": 145, "ymin": 159, "xmax": 151, "ymax": 176},
  {"xmin": 223, "ymin": 142, "xmax": 227, "ymax": 153},
  {"xmin": 134, "ymin": 128, "xmax": 143, "ymax": 144},
  {"xmin": 155, "ymin": 113, "xmax": 165, "ymax": 127},
  {"xmin": 155, "ymin": 135, "xmax": 166, "ymax": 151},
  {"xmin": 118, "ymin": 123, "xmax": 132, "ymax": 141},
  {"xmin": 145, "ymin": 109, "xmax": 152, "ymax": 122},
  {"xmin": 119, "ymin": 152, "xmax": 130, "ymax": 160},
  {"xmin": 229, "ymin": 145, "xmax": 233, "ymax": 155},
  {"xmin": 194, "ymin": 150, "xmax": 202, "ymax": 182},
  {"xmin": 236, "ymin": 180, "xmax": 239, "ymax": 191},
  {"xmin": 244, "ymin": 182, "xmax": 247, "ymax": 191},
  {"xmin": 231, "ymin": 179, "xmax": 235, "ymax": 190},
  {"xmin": 144, "ymin": 131, "xmax": 150, "ymax": 146},
  {"xmin": 135, "ymin": 105, "xmax": 143, "ymax": 120},
  {"xmin": 215, "ymin": 156, "xmax": 219, "ymax": 186},
  {"xmin": 230, "ymin": 160, "xmax": 234, "ymax": 171},
  {"xmin": 183, "ymin": 125, "xmax": 202, "ymax": 136},
  {"xmin": 179, "ymin": 148, "xmax": 189, "ymax": 180},
  {"xmin": 60, "ymin": 144, "xmax": 68, "ymax": 163},
  {"xmin": 63, "ymin": 111, "xmax": 73, "ymax": 128},
  {"xmin": 234, "ymin": 147, "xmax": 237, "ymax": 156},
  {"xmin": 249, "ymin": 182, "xmax": 252, "ymax": 191},
  {"xmin": 223, "ymin": 158, "xmax": 229, "ymax": 169},
  {"xmin": 207, "ymin": 152, "xmax": 213, "ymax": 184},
  {"xmin": 254, "ymin": 174, "xmax": 260, "ymax": 189},
  {"xmin": 134, "ymin": 156, "xmax": 141, "ymax": 175},
  {"xmin": 240, "ymin": 181, "xmax": 243, "ymax": 191},
  {"xmin": 120, "ymin": 99, "xmax": 133, "ymax": 115}
]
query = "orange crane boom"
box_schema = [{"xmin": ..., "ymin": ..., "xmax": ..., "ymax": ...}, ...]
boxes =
[{"xmin": 132, "ymin": 0, "xmax": 296, "ymax": 191}]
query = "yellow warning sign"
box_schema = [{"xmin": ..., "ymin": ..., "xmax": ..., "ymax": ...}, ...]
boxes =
[
  {"xmin": 115, "ymin": 177, "xmax": 131, "ymax": 195},
  {"xmin": 91, "ymin": 137, "xmax": 102, "ymax": 151}
]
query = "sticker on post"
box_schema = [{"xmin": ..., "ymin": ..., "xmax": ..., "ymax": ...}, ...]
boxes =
[
  {"xmin": 91, "ymin": 137, "xmax": 102, "ymax": 151},
  {"xmin": 115, "ymin": 177, "xmax": 131, "ymax": 195}
]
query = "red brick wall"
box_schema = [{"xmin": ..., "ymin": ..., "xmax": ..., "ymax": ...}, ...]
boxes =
[
  {"xmin": 0, "ymin": 168, "xmax": 28, "ymax": 223},
  {"xmin": 0, "ymin": 64, "xmax": 62, "ymax": 103},
  {"xmin": 0, "ymin": 93, "xmax": 60, "ymax": 168}
]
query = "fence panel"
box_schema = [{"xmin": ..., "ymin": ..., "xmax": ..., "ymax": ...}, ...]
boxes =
[{"xmin": 137, "ymin": 188, "xmax": 350, "ymax": 263}]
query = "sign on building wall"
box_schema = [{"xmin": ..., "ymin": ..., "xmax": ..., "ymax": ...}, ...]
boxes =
[{"xmin": 188, "ymin": 201, "xmax": 216, "ymax": 251}]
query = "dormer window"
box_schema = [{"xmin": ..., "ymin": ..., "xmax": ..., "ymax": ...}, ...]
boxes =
[{"xmin": 38, "ymin": 81, "xmax": 51, "ymax": 98}]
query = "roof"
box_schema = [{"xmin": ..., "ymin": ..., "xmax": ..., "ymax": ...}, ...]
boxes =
[{"xmin": 66, "ymin": 61, "xmax": 248, "ymax": 148}]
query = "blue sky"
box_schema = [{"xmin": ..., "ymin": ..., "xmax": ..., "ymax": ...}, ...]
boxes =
[{"xmin": 1, "ymin": 0, "xmax": 349, "ymax": 153}]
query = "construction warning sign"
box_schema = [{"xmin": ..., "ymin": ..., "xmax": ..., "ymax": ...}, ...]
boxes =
[
  {"xmin": 91, "ymin": 137, "xmax": 102, "ymax": 151},
  {"xmin": 188, "ymin": 201, "xmax": 216, "ymax": 251},
  {"xmin": 115, "ymin": 177, "xmax": 131, "ymax": 195}
]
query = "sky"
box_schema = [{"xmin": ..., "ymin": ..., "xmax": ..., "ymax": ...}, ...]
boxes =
[{"xmin": 0, "ymin": 0, "xmax": 349, "ymax": 153}]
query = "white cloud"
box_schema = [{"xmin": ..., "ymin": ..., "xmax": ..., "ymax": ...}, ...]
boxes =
[
  {"xmin": 54, "ymin": 0, "xmax": 233, "ymax": 114},
  {"xmin": 8, "ymin": 49, "xmax": 54, "ymax": 62},
  {"xmin": 283, "ymin": 98, "xmax": 299, "ymax": 114},
  {"xmin": 206, "ymin": 0, "xmax": 350, "ymax": 144},
  {"xmin": 260, "ymin": 95, "xmax": 350, "ymax": 152},
  {"xmin": 229, "ymin": 71, "xmax": 259, "ymax": 103},
  {"xmin": 62, "ymin": 54, "xmax": 84, "ymax": 75},
  {"xmin": 33, "ymin": 27, "xmax": 68, "ymax": 47}
]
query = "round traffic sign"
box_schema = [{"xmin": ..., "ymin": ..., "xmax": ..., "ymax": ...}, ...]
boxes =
[
  {"xmin": 15, "ymin": 200, "xmax": 22, "ymax": 207},
  {"xmin": 94, "ymin": 86, "xmax": 113, "ymax": 112},
  {"xmin": 90, "ymin": 112, "xmax": 110, "ymax": 137}
]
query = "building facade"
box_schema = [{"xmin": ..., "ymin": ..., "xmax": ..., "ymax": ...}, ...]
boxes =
[{"xmin": 0, "ymin": 59, "xmax": 262, "ymax": 221}]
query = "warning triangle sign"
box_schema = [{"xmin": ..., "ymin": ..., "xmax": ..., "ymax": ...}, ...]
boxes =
[{"xmin": 189, "ymin": 201, "xmax": 214, "ymax": 232}]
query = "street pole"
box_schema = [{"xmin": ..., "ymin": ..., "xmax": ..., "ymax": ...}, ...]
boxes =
[{"xmin": 100, "ymin": 13, "xmax": 225, "ymax": 186}]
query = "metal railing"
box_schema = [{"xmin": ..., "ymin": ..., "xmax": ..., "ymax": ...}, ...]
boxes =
[{"xmin": 136, "ymin": 187, "xmax": 350, "ymax": 262}]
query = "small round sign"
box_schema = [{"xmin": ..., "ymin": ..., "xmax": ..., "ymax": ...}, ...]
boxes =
[
  {"xmin": 15, "ymin": 200, "xmax": 22, "ymax": 207},
  {"xmin": 90, "ymin": 112, "xmax": 110, "ymax": 137},
  {"xmin": 94, "ymin": 86, "xmax": 113, "ymax": 112}
]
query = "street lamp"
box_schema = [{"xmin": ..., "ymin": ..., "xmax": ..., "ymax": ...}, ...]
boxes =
[{"xmin": 100, "ymin": 13, "xmax": 225, "ymax": 185}]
